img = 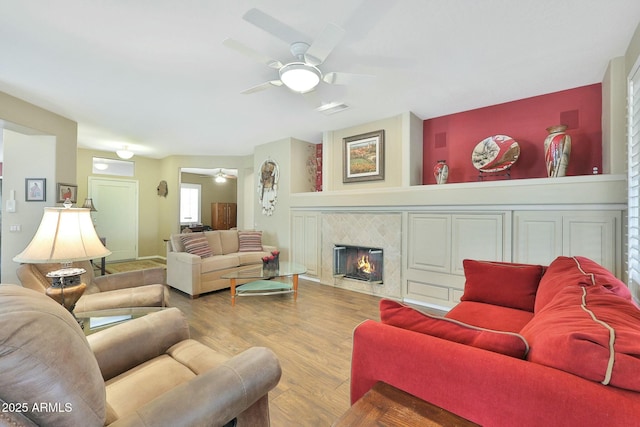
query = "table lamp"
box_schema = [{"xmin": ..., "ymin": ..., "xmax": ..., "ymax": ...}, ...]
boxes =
[
  {"xmin": 81, "ymin": 198, "xmax": 97, "ymax": 211},
  {"xmin": 13, "ymin": 201, "xmax": 112, "ymax": 314}
]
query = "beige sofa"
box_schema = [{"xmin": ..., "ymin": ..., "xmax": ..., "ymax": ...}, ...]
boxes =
[{"xmin": 167, "ymin": 229, "xmax": 276, "ymax": 298}]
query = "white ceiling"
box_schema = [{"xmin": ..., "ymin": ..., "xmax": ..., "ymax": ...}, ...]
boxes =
[{"xmin": 0, "ymin": 1, "xmax": 639, "ymax": 159}]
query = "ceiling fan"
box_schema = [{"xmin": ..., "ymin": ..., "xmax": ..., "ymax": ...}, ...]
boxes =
[
  {"xmin": 223, "ymin": 8, "xmax": 370, "ymax": 98},
  {"xmin": 212, "ymin": 168, "xmax": 237, "ymax": 183}
]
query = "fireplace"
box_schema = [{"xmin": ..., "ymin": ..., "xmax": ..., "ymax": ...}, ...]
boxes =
[{"xmin": 333, "ymin": 244, "xmax": 383, "ymax": 284}]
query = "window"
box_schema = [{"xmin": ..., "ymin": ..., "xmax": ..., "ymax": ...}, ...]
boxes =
[
  {"xmin": 180, "ymin": 183, "xmax": 201, "ymax": 225},
  {"xmin": 628, "ymin": 61, "xmax": 640, "ymax": 301},
  {"xmin": 92, "ymin": 157, "xmax": 134, "ymax": 176}
]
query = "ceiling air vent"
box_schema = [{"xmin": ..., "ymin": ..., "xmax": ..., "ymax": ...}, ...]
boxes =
[{"xmin": 316, "ymin": 102, "xmax": 349, "ymax": 115}]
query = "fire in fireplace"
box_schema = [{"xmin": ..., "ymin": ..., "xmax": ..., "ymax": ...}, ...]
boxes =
[{"xmin": 333, "ymin": 244, "xmax": 383, "ymax": 284}]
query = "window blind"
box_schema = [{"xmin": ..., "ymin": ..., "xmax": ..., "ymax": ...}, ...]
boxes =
[
  {"xmin": 628, "ymin": 64, "xmax": 640, "ymax": 301},
  {"xmin": 180, "ymin": 183, "xmax": 202, "ymax": 224}
]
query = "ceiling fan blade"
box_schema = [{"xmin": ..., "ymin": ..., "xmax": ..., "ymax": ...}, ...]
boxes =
[
  {"xmin": 223, "ymin": 38, "xmax": 283, "ymax": 69},
  {"xmin": 304, "ymin": 23, "xmax": 346, "ymax": 66},
  {"xmin": 240, "ymin": 80, "xmax": 283, "ymax": 95},
  {"xmin": 323, "ymin": 72, "xmax": 374, "ymax": 85},
  {"xmin": 243, "ymin": 8, "xmax": 310, "ymax": 45}
]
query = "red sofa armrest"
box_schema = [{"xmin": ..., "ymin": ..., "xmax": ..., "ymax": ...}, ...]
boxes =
[{"xmin": 351, "ymin": 320, "xmax": 640, "ymax": 427}]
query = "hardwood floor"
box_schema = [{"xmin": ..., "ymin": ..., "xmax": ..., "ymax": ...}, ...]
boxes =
[{"xmin": 169, "ymin": 278, "xmax": 382, "ymax": 426}]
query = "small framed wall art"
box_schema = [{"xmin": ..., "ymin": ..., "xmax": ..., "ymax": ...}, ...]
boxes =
[
  {"xmin": 343, "ymin": 129, "xmax": 385, "ymax": 183},
  {"xmin": 25, "ymin": 178, "xmax": 46, "ymax": 201},
  {"xmin": 57, "ymin": 183, "xmax": 78, "ymax": 203}
]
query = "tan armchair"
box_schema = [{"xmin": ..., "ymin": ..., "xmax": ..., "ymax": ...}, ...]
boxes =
[
  {"xmin": 0, "ymin": 285, "xmax": 282, "ymax": 427},
  {"xmin": 16, "ymin": 260, "xmax": 169, "ymax": 312}
]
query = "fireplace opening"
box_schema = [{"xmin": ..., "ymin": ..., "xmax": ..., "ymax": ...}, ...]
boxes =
[{"xmin": 333, "ymin": 244, "xmax": 383, "ymax": 284}]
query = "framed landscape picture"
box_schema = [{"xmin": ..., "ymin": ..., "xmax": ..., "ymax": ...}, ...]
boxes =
[{"xmin": 343, "ymin": 129, "xmax": 385, "ymax": 183}]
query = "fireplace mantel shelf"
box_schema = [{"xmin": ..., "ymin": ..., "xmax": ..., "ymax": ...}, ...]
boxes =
[{"xmin": 291, "ymin": 174, "xmax": 626, "ymax": 211}]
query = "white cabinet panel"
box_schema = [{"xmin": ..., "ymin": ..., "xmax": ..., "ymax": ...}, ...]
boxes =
[
  {"xmin": 291, "ymin": 214, "xmax": 305, "ymax": 266},
  {"xmin": 513, "ymin": 212, "xmax": 562, "ymax": 266},
  {"xmin": 291, "ymin": 212, "xmax": 320, "ymax": 277},
  {"xmin": 407, "ymin": 280, "xmax": 450, "ymax": 303},
  {"xmin": 405, "ymin": 211, "xmax": 505, "ymax": 308},
  {"xmin": 514, "ymin": 210, "xmax": 620, "ymax": 275},
  {"xmin": 407, "ymin": 214, "xmax": 450, "ymax": 273},
  {"xmin": 303, "ymin": 214, "xmax": 320, "ymax": 276},
  {"xmin": 451, "ymin": 214, "xmax": 503, "ymax": 275},
  {"xmin": 563, "ymin": 214, "xmax": 616, "ymax": 272}
]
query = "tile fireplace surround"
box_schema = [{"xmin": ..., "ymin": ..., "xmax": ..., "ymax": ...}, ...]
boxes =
[{"xmin": 320, "ymin": 212, "xmax": 402, "ymax": 299}]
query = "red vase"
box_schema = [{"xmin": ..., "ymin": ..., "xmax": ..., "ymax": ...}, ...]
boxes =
[{"xmin": 433, "ymin": 160, "xmax": 448, "ymax": 184}]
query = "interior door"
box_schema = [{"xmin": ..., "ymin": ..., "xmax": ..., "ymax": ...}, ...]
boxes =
[{"xmin": 89, "ymin": 177, "xmax": 138, "ymax": 261}]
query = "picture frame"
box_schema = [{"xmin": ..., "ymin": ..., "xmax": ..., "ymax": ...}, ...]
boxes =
[
  {"xmin": 57, "ymin": 183, "xmax": 78, "ymax": 203},
  {"xmin": 25, "ymin": 178, "xmax": 46, "ymax": 202},
  {"xmin": 343, "ymin": 129, "xmax": 385, "ymax": 183}
]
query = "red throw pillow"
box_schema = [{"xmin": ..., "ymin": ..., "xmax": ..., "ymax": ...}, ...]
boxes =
[
  {"xmin": 521, "ymin": 284, "xmax": 640, "ymax": 392},
  {"xmin": 461, "ymin": 260, "xmax": 544, "ymax": 312},
  {"xmin": 534, "ymin": 256, "xmax": 632, "ymax": 313},
  {"xmin": 379, "ymin": 299, "xmax": 529, "ymax": 359}
]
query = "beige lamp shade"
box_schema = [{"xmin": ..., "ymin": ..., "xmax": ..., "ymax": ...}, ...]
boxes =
[{"xmin": 13, "ymin": 207, "xmax": 111, "ymax": 263}]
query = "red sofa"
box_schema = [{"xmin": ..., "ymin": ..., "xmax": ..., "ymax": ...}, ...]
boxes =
[{"xmin": 351, "ymin": 256, "xmax": 640, "ymax": 426}]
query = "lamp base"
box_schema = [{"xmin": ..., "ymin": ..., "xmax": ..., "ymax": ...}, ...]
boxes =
[{"xmin": 45, "ymin": 267, "xmax": 87, "ymax": 315}]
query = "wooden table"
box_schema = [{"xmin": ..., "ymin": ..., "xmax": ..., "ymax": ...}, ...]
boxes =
[{"xmin": 332, "ymin": 382, "xmax": 479, "ymax": 427}]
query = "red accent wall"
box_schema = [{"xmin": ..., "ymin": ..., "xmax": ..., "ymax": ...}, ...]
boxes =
[{"xmin": 423, "ymin": 84, "xmax": 602, "ymax": 184}]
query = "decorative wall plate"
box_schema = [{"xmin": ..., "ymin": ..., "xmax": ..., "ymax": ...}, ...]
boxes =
[{"xmin": 471, "ymin": 135, "xmax": 520, "ymax": 172}]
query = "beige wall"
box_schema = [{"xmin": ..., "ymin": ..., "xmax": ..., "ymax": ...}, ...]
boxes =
[
  {"xmin": 0, "ymin": 91, "xmax": 77, "ymax": 283},
  {"xmin": 2, "ymin": 132, "xmax": 56, "ymax": 284},
  {"xmin": 602, "ymin": 57, "xmax": 626, "ymax": 174},
  {"xmin": 0, "ymin": 91, "xmax": 77, "ymax": 186},
  {"xmin": 403, "ymin": 111, "xmax": 424, "ymax": 186},
  {"xmin": 290, "ymin": 139, "xmax": 317, "ymax": 193},
  {"xmin": 322, "ymin": 114, "xmax": 404, "ymax": 191},
  {"xmin": 254, "ymin": 138, "xmax": 293, "ymax": 260}
]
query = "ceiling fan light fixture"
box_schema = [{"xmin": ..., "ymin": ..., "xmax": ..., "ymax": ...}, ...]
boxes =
[
  {"xmin": 215, "ymin": 172, "xmax": 227, "ymax": 183},
  {"xmin": 279, "ymin": 63, "xmax": 321, "ymax": 93}
]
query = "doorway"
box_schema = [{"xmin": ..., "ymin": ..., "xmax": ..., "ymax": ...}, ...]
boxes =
[
  {"xmin": 180, "ymin": 168, "xmax": 238, "ymax": 230},
  {"xmin": 88, "ymin": 177, "xmax": 138, "ymax": 261}
]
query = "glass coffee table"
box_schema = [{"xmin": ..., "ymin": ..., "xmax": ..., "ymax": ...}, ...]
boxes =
[
  {"xmin": 222, "ymin": 262, "xmax": 307, "ymax": 306},
  {"xmin": 75, "ymin": 307, "xmax": 165, "ymax": 335}
]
